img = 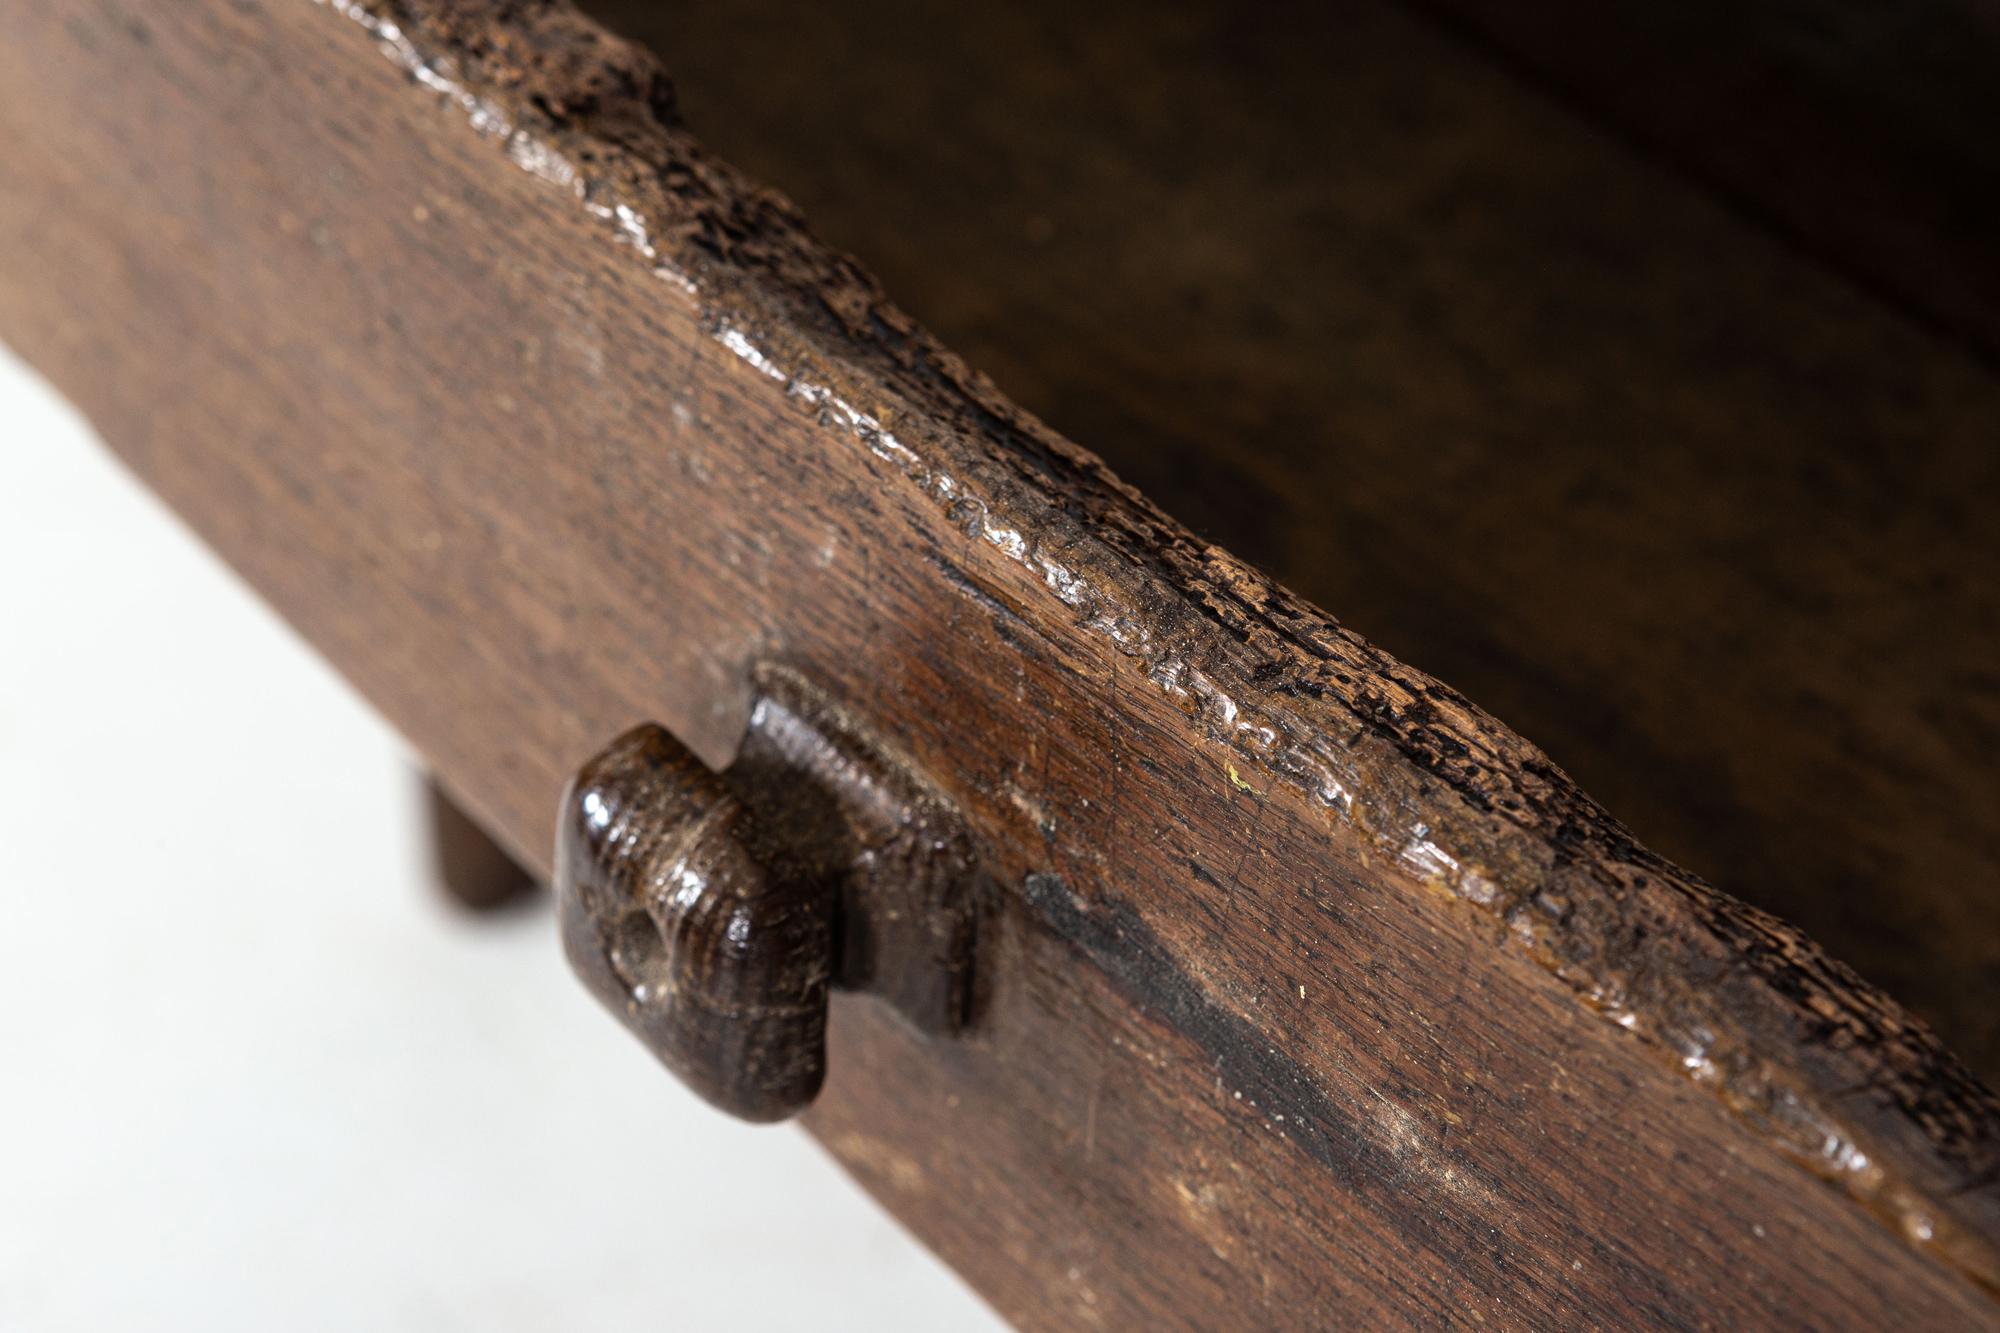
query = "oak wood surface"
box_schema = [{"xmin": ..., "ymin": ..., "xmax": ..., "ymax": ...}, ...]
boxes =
[
  {"xmin": 2, "ymin": 1, "xmax": 1995, "ymax": 1326},
  {"xmin": 590, "ymin": 0, "xmax": 2000, "ymax": 1085}
]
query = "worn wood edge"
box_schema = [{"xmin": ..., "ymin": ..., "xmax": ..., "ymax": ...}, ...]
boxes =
[{"xmin": 325, "ymin": 0, "xmax": 2000, "ymax": 1292}]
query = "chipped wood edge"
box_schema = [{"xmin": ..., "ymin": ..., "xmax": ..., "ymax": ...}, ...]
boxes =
[{"xmin": 323, "ymin": 0, "xmax": 2000, "ymax": 1292}]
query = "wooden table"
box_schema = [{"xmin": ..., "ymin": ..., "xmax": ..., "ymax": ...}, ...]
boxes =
[{"xmin": 4, "ymin": 1, "xmax": 1996, "ymax": 1325}]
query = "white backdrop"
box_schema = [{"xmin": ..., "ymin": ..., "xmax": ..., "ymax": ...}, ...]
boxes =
[{"xmin": 0, "ymin": 343, "xmax": 1003, "ymax": 1331}]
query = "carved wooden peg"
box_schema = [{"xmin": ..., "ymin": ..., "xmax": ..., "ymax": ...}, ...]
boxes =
[
  {"xmin": 556, "ymin": 665, "xmax": 981, "ymax": 1122},
  {"xmin": 557, "ymin": 726, "xmax": 833, "ymax": 1121}
]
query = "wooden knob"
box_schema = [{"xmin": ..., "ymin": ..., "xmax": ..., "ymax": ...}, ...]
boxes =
[
  {"xmin": 557, "ymin": 666, "xmax": 980, "ymax": 1122},
  {"xmin": 556, "ymin": 725, "xmax": 833, "ymax": 1122}
]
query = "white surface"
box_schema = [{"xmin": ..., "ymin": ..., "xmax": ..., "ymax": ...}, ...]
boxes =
[{"xmin": 0, "ymin": 343, "xmax": 1004, "ymax": 1332}]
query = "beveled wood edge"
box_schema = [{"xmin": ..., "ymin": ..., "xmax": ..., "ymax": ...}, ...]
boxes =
[{"xmin": 327, "ymin": 0, "xmax": 2000, "ymax": 1290}]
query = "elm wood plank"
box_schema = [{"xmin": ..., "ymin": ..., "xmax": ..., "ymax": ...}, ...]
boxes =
[
  {"xmin": 0, "ymin": 0, "xmax": 1995, "ymax": 1326},
  {"xmin": 588, "ymin": 0, "xmax": 2000, "ymax": 1081}
]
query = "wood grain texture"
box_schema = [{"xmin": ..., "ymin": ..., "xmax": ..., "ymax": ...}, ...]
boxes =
[
  {"xmin": 592, "ymin": 0, "xmax": 2000, "ymax": 1086},
  {"xmin": 558, "ymin": 724, "xmax": 834, "ymax": 1122},
  {"xmin": 1, "ymin": 1, "xmax": 1995, "ymax": 1326}
]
